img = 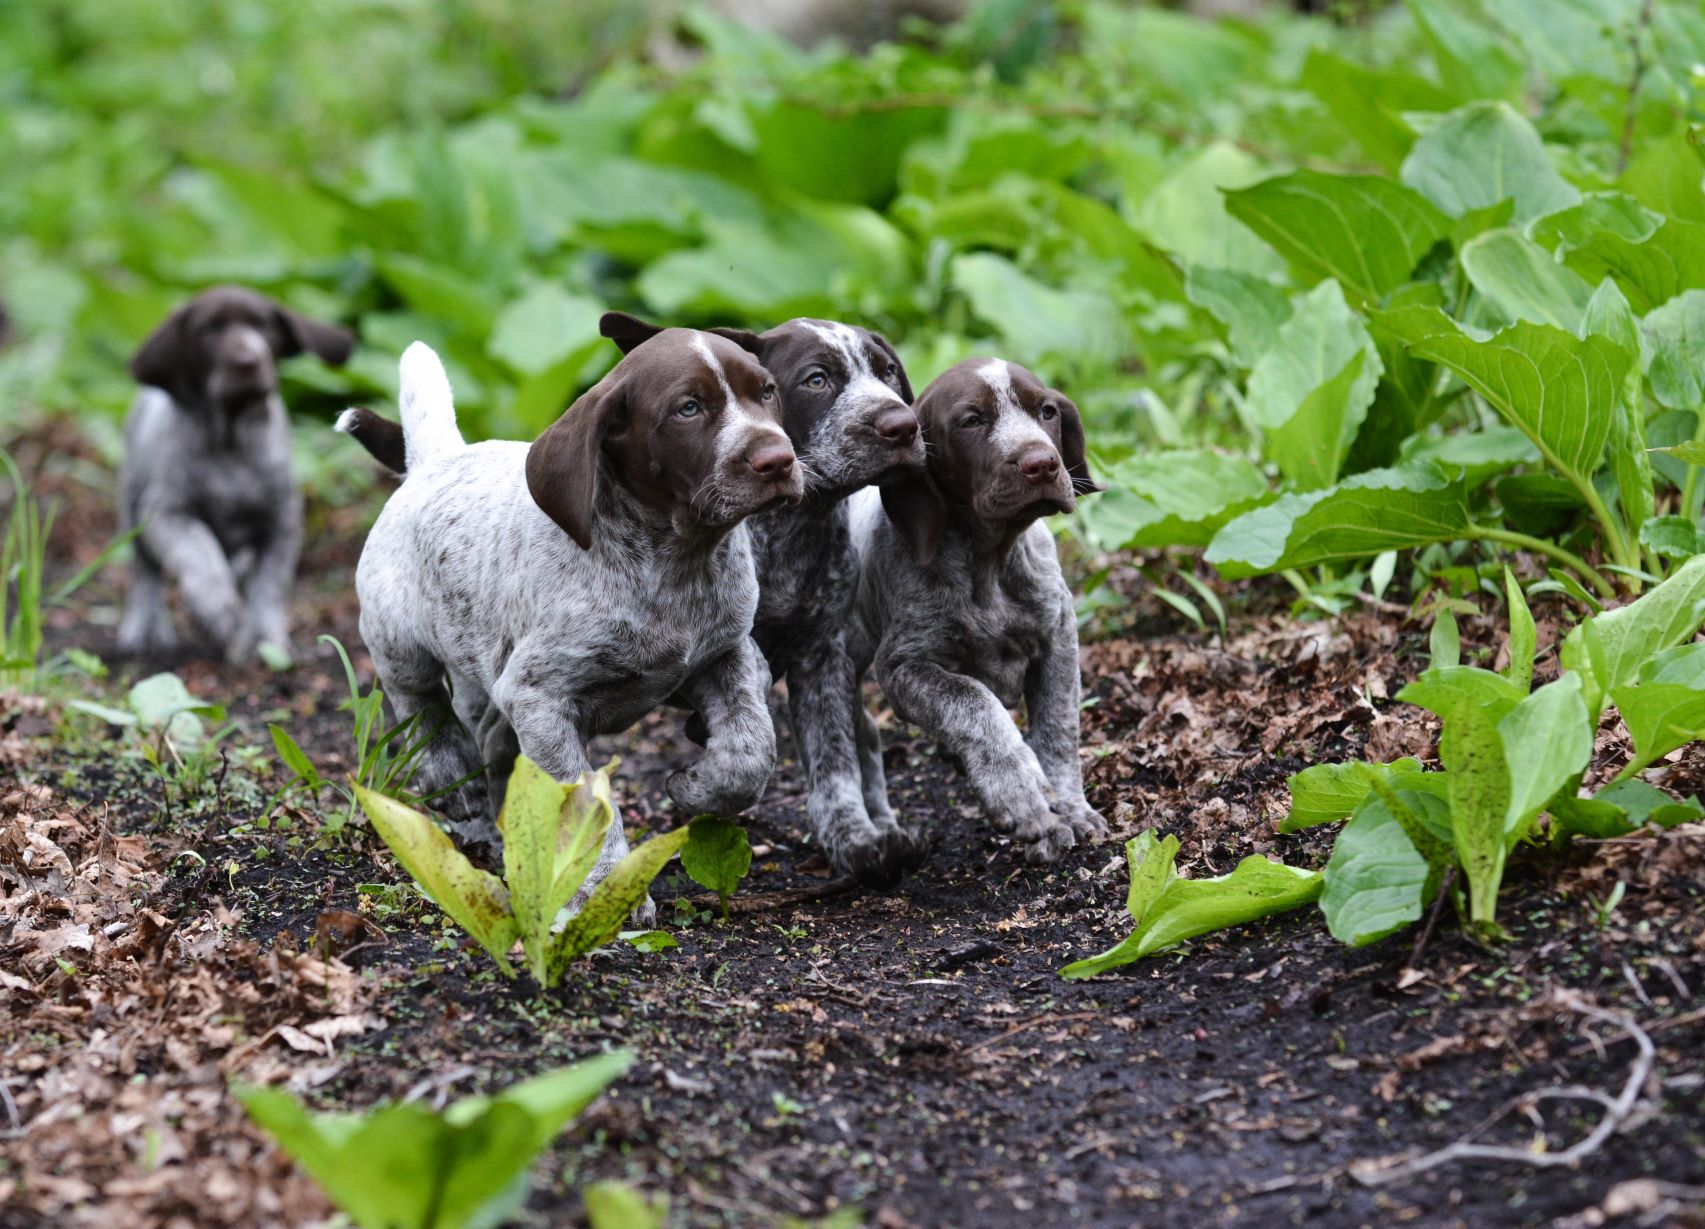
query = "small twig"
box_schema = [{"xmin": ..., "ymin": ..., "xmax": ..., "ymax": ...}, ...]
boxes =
[
  {"xmin": 678, "ymin": 878, "xmax": 857, "ymax": 917},
  {"xmin": 1351, "ymin": 993, "xmax": 1655, "ymax": 1186},
  {"xmin": 1406, "ymin": 865, "xmax": 1459, "ymax": 970},
  {"xmin": 1622, "ymin": 961, "xmax": 1654, "ymax": 1009},
  {"xmin": 963, "ymin": 1010, "xmax": 1101, "ymax": 1056},
  {"xmin": 0, "ymin": 1075, "xmax": 23, "ymax": 1139},
  {"xmin": 1352, "ymin": 591, "xmax": 1412, "ymax": 618},
  {"xmin": 1566, "ymin": 1004, "xmax": 1705, "ymax": 1057},
  {"xmin": 1243, "ymin": 1167, "xmax": 1345, "ymax": 1196},
  {"xmin": 1616, "ymin": 0, "xmax": 1657, "ymax": 174}
]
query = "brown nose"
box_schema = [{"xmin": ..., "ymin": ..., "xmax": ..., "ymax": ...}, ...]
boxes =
[
  {"xmin": 748, "ymin": 441, "xmax": 796, "ymax": 479},
  {"xmin": 874, "ymin": 406, "xmax": 918, "ymax": 447},
  {"xmin": 1017, "ymin": 448, "xmax": 1060, "ymax": 484},
  {"xmin": 229, "ymin": 353, "xmax": 264, "ymax": 374}
]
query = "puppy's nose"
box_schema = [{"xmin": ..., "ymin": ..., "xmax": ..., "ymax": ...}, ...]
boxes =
[
  {"xmin": 748, "ymin": 441, "xmax": 796, "ymax": 480},
  {"xmin": 873, "ymin": 406, "xmax": 919, "ymax": 448},
  {"xmin": 230, "ymin": 353, "xmax": 263, "ymax": 374},
  {"xmin": 1017, "ymin": 448, "xmax": 1060, "ymax": 484}
]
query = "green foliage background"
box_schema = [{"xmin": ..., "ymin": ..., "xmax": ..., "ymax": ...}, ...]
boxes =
[{"xmin": 2, "ymin": 0, "xmax": 1701, "ymax": 582}]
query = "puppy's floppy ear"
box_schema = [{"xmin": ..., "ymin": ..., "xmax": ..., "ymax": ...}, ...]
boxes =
[
  {"xmin": 273, "ymin": 305, "xmax": 355, "ymax": 366},
  {"xmin": 128, "ymin": 305, "xmax": 193, "ymax": 394},
  {"xmin": 1055, "ymin": 394, "xmax": 1103, "ymax": 495},
  {"xmin": 871, "ymin": 333, "xmax": 913, "ymax": 403},
  {"xmin": 526, "ymin": 379, "xmax": 626, "ymax": 550},
  {"xmin": 600, "ymin": 312, "xmax": 667, "ymax": 355},
  {"xmin": 706, "ymin": 325, "xmax": 766, "ymax": 357}
]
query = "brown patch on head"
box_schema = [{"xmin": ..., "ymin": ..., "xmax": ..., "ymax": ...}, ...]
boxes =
[
  {"xmin": 880, "ymin": 358, "xmax": 1100, "ymax": 563},
  {"xmin": 129, "ymin": 286, "xmax": 353, "ymax": 410},
  {"xmin": 527, "ymin": 330, "xmax": 801, "ymax": 548}
]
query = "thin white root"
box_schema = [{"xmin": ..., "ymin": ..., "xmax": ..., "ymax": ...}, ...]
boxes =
[{"xmin": 1350, "ymin": 991, "xmax": 1656, "ymax": 1187}]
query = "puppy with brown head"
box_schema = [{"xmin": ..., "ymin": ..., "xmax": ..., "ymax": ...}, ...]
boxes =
[
  {"xmin": 119, "ymin": 286, "xmax": 354, "ymax": 661},
  {"xmin": 354, "ymin": 333, "xmax": 801, "ymax": 915},
  {"xmin": 600, "ymin": 312, "xmax": 927, "ymax": 886},
  {"xmin": 849, "ymin": 357, "xmax": 1107, "ymax": 863}
]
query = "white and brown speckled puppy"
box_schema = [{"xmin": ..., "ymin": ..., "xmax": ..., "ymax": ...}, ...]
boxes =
[
  {"xmin": 352, "ymin": 334, "xmax": 802, "ymax": 908},
  {"xmin": 849, "ymin": 358, "xmax": 1107, "ymax": 864}
]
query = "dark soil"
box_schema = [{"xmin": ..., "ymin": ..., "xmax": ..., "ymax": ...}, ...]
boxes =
[{"xmin": 4, "ymin": 425, "xmax": 1703, "ymax": 1229}]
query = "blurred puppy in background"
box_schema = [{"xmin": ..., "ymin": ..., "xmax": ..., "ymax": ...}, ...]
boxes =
[{"xmin": 118, "ymin": 285, "xmax": 353, "ymax": 661}]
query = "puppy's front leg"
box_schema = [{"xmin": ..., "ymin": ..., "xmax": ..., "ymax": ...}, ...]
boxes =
[
  {"xmin": 241, "ymin": 488, "xmax": 302, "ymax": 659},
  {"xmin": 879, "ymin": 655, "xmax": 1074, "ymax": 863},
  {"xmin": 670, "ymin": 637, "xmax": 775, "ymax": 817},
  {"xmin": 140, "ymin": 514, "xmax": 245, "ymax": 655},
  {"xmin": 1024, "ymin": 602, "xmax": 1107, "ymax": 844}
]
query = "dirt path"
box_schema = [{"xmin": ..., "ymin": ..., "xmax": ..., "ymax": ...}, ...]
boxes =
[{"xmin": 4, "ymin": 439, "xmax": 1704, "ymax": 1228}]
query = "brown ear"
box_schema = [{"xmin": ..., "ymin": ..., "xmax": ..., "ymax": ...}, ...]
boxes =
[
  {"xmin": 871, "ymin": 333, "xmax": 914, "ymax": 403},
  {"xmin": 1056, "ymin": 395, "xmax": 1103, "ymax": 495},
  {"xmin": 706, "ymin": 325, "xmax": 765, "ymax": 357},
  {"xmin": 275, "ymin": 306, "xmax": 355, "ymax": 365},
  {"xmin": 525, "ymin": 380, "xmax": 625, "ymax": 549},
  {"xmin": 128, "ymin": 306, "xmax": 192, "ymax": 395},
  {"xmin": 880, "ymin": 474, "xmax": 946, "ymax": 566},
  {"xmin": 600, "ymin": 312, "xmax": 666, "ymax": 355}
]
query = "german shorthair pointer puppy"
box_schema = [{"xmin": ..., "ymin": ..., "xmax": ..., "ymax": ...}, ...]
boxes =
[
  {"xmin": 351, "ymin": 334, "xmax": 802, "ymax": 906},
  {"xmin": 849, "ymin": 358, "xmax": 1107, "ymax": 864},
  {"xmin": 599, "ymin": 313, "xmax": 928, "ymax": 886},
  {"xmin": 119, "ymin": 286, "xmax": 353, "ymax": 661}
]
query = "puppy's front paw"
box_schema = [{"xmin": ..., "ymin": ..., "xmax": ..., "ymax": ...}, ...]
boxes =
[
  {"xmin": 667, "ymin": 761, "xmax": 765, "ymax": 817},
  {"xmin": 834, "ymin": 825, "xmax": 927, "ymax": 888},
  {"xmin": 1062, "ymin": 798, "xmax": 1109, "ymax": 843},
  {"xmin": 630, "ymin": 893, "xmax": 658, "ymax": 929},
  {"xmin": 1022, "ymin": 821, "xmax": 1077, "ymax": 865}
]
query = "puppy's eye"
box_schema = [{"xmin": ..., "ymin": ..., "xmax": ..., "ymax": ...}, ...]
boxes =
[
  {"xmin": 677, "ymin": 399, "xmax": 703, "ymax": 419},
  {"xmin": 804, "ymin": 371, "xmax": 828, "ymax": 390},
  {"xmin": 761, "ymin": 383, "xmax": 777, "ymax": 402},
  {"xmin": 1039, "ymin": 403, "xmax": 1059, "ymax": 421},
  {"xmin": 956, "ymin": 412, "xmax": 982, "ymax": 430}
]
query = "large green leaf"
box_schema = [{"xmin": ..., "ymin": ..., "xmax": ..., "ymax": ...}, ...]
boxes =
[
  {"xmin": 1460, "ymin": 230, "xmax": 1596, "ymax": 330},
  {"xmin": 1565, "ymin": 218, "xmax": 1705, "ymax": 314},
  {"xmin": 1280, "ymin": 757, "xmax": 1425, "ymax": 832},
  {"xmin": 498, "ymin": 757, "xmax": 616, "ymax": 981},
  {"xmin": 1642, "ymin": 290, "xmax": 1705, "ymax": 411},
  {"xmin": 1400, "ymin": 102, "xmax": 1579, "ymax": 225},
  {"xmin": 1401, "ymin": 313, "xmax": 1634, "ymax": 487},
  {"xmin": 548, "ymin": 825, "xmax": 692, "ymax": 981},
  {"xmin": 1298, "ymin": 49, "xmax": 1452, "ymax": 171},
  {"xmin": 487, "ymin": 285, "xmax": 604, "ymax": 377},
  {"xmin": 1082, "ymin": 449, "xmax": 1270, "ymax": 551},
  {"xmin": 1552, "ymin": 778, "xmax": 1705, "ymax": 838},
  {"xmin": 1319, "ymin": 790, "xmax": 1451, "ymax": 947},
  {"xmin": 1206, "ymin": 463, "xmax": 1471, "ymax": 577},
  {"xmin": 1440, "ymin": 700, "xmax": 1511, "ymax": 927},
  {"xmin": 1135, "ymin": 142, "xmax": 1287, "ymax": 277},
  {"xmin": 1529, "ymin": 192, "xmax": 1661, "ymax": 256},
  {"xmin": 950, "ymin": 252, "xmax": 1130, "ymax": 372},
  {"xmin": 1610, "ymin": 644, "xmax": 1705, "ymax": 777},
  {"xmin": 1244, "ymin": 280, "xmax": 1382, "ymax": 490},
  {"xmin": 1404, "ymin": 0, "xmax": 1525, "ymax": 101},
  {"xmin": 1060, "ymin": 832, "xmax": 1321, "ymax": 978},
  {"xmin": 1497, "ymin": 673, "xmax": 1591, "ymax": 839},
  {"xmin": 1185, "ymin": 266, "xmax": 1292, "ymax": 367},
  {"xmin": 1223, "ymin": 171, "xmax": 1450, "ymax": 306},
  {"xmin": 1561, "ymin": 554, "xmax": 1705, "ymax": 717},
  {"xmin": 354, "ymin": 785, "xmax": 519, "ymax": 974}
]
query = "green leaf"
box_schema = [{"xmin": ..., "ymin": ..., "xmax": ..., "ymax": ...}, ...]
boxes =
[
  {"xmin": 621, "ymin": 930, "xmax": 678, "ymax": 953},
  {"xmin": 1561, "ymin": 554, "xmax": 1705, "ymax": 717},
  {"xmin": 1280, "ymin": 757, "xmax": 1425, "ymax": 832},
  {"xmin": 1564, "ymin": 218, "xmax": 1705, "ymax": 315},
  {"xmin": 1400, "ymin": 102, "xmax": 1579, "ymax": 226},
  {"xmin": 1610, "ymin": 643, "xmax": 1705, "ymax": 777},
  {"xmin": 269, "ymin": 724, "xmax": 323, "ymax": 789},
  {"xmin": 1529, "ymin": 193, "xmax": 1661, "ymax": 256},
  {"xmin": 127, "ymin": 672, "xmax": 220, "ymax": 750},
  {"xmin": 1460, "ymin": 229, "xmax": 1596, "ymax": 330},
  {"xmin": 1298, "ymin": 50, "xmax": 1452, "ymax": 171},
  {"xmin": 547, "ymin": 826, "xmax": 692, "ymax": 981},
  {"xmin": 1399, "ymin": 664, "xmax": 1527, "ymax": 724},
  {"xmin": 1320, "ymin": 790, "xmax": 1451, "ymax": 946},
  {"xmin": 487, "ymin": 284, "xmax": 604, "ymax": 377},
  {"xmin": 1185, "ymin": 266, "xmax": 1292, "ymax": 368},
  {"xmin": 1429, "ymin": 607, "xmax": 1461, "ymax": 669},
  {"xmin": 1402, "ymin": 313, "xmax": 1634, "ymax": 489},
  {"xmin": 1639, "ymin": 516, "xmax": 1704, "ymax": 561},
  {"xmin": 1440, "ymin": 700, "xmax": 1511, "ymax": 928},
  {"xmin": 585, "ymin": 1180, "xmax": 668, "ymax": 1229},
  {"xmin": 1504, "ymin": 568, "xmax": 1536, "ymax": 693},
  {"xmin": 1136, "ymin": 141, "xmax": 1287, "ymax": 277},
  {"xmin": 1059, "ymin": 832, "xmax": 1321, "ymax": 978},
  {"xmin": 499, "ymin": 757, "xmax": 615, "ymax": 981},
  {"xmin": 354, "ymin": 784, "xmax": 519, "ymax": 974},
  {"xmin": 950, "ymin": 252, "xmax": 1129, "ymax": 373},
  {"xmin": 1223, "ymin": 171, "xmax": 1450, "ymax": 306},
  {"xmin": 1206, "ymin": 463, "xmax": 1471, "ymax": 577},
  {"xmin": 1552, "ymin": 779, "xmax": 1705, "ymax": 838},
  {"xmin": 680, "ymin": 817, "xmax": 752, "ymax": 916},
  {"xmin": 1497, "ymin": 673, "xmax": 1591, "ymax": 839},
  {"xmin": 1642, "ymin": 290, "xmax": 1705, "ymax": 412},
  {"xmin": 1082, "ymin": 449, "xmax": 1270, "ymax": 551},
  {"xmin": 1244, "ymin": 279, "xmax": 1382, "ymax": 490},
  {"xmin": 1404, "ymin": 0, "xmax": 1525, "ymax": 101},
  {"xmin": 68, "ymin": 700, "xmax": 138, "ymax": 727}
]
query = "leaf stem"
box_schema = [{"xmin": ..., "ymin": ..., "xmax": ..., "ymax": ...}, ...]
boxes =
[
  {"xmin": 1680, "ymin": 408, "xmax": 1705, "ymax": 523},
  {"xmin": 1467, "ymin": 525, "xmax": 1618, "ymax": 601}
]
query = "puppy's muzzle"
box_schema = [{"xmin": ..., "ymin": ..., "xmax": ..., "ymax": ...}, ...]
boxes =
[{"xmin": 872, "ymin": 405, "xmax": 919, "ymax": 449}]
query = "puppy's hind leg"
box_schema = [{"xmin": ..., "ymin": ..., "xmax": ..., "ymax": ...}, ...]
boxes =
[{"xmin": 366, "ymin": 639, "xmax": 490, "ymax": 846}]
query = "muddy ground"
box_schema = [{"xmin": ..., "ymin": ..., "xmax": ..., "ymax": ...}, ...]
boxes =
[{"xmin": 3, "ymin": 426, "xmax": 1703, "ymax": 1229}]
